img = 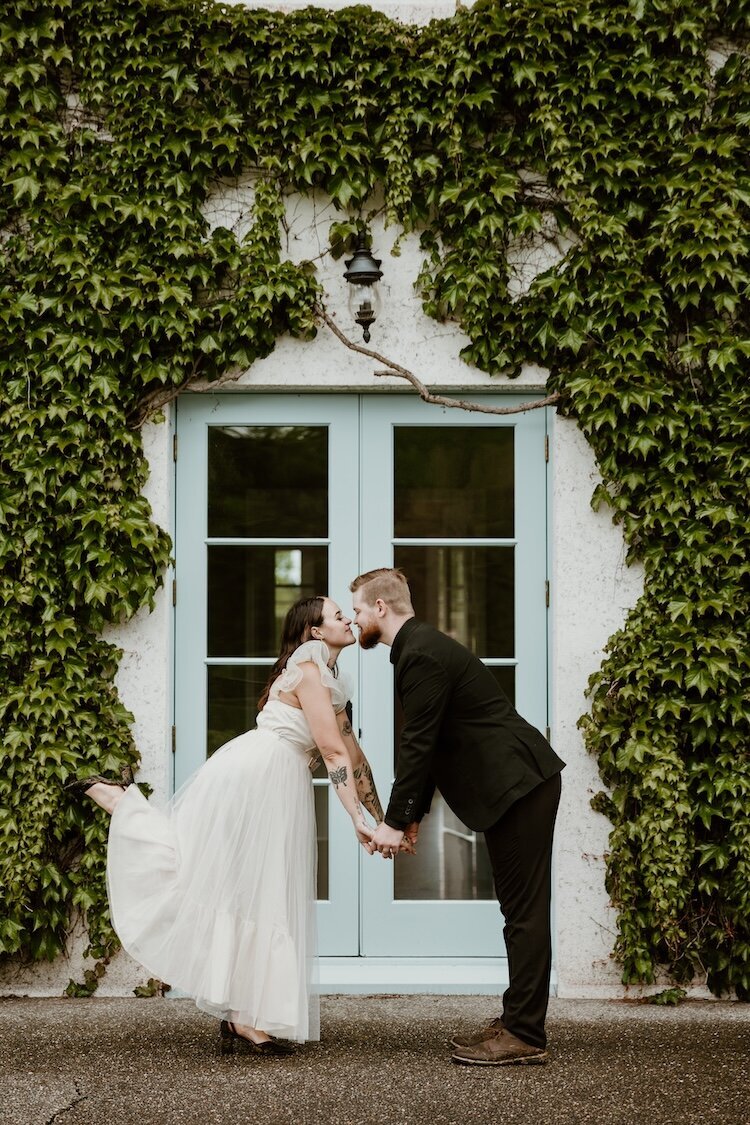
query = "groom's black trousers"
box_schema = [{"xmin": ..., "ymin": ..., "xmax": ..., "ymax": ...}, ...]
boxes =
[{"xmin": 483, "ymin": 771, "xmax": 562, "ymax": 1049}]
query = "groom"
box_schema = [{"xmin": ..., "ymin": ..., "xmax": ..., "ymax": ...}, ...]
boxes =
[{"xmin": 350, "ymin": 567, "xmax": 565, "ymax": 1066}]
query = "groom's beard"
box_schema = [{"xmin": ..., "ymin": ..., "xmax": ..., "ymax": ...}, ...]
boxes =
[{"xmin": 357, "ymin": 622, "xmax": 382, "ymax": 649}]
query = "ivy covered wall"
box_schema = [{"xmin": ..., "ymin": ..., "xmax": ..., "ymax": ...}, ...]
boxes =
[{"xmin": 0, "ymin": 0, "xmax": 748, "ymax": 997}]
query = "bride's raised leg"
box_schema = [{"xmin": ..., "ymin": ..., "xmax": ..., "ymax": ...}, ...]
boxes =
[
  {"xmin": 83, "ymin": 781, "xmax": 126, "ymax": 814},
  {"xmin": 64, "ymin": 765, "xmax": 134, "ymax": 812}
]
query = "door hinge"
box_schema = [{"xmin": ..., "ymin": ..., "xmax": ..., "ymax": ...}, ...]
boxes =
[
  {"xmin": 173, "ymin": 433, "xmax": 178, "ymax": 461},
  {"xmin": 545, "ymin": 579, "xmax": 550, "ymax": 608},
  {"xmin": 545, "ymin": 725, "xmax": 551, "ymax": 743},
  {"xmin": 544, "ymin": 434, "xmax": 549, "ymax": 462},
  {"xmin": 172, "ymin": 578, "xmax": 177, "ymax": 606},
  {"xmin": 171, "ymin": 726, "xmax": 176, "ymax": 754}
]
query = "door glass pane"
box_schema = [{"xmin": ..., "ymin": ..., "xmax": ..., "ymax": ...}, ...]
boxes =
[
  {"xmin": 390, "ymin": 653, "xmax": 511, "ymax": 903},
  {"xmin": 489, "ymin": 665, "xmax": 515, "ymax": 705},
  {"xmin": 394, "ymin": 546, "xmax": 514, "ymax": 657},
  {"xmin": 391, "ymin": 695, "xmax": 496, "ymax": 902},
  {"xmin": 208, "ymin": 546, "xmax": 328, "ymax": 657},
  {"xmin": 205, "ymin": 422, "xmax": 331, "ymax": 904},
  {"xmin": 394, "ymin": 795, "xmax": 494, "ymax": 900},
  {"xmin": 207, "ymin": 665, "xmax": 267, "ymax": 755},
  {"xmin": 208, "ymin": 425, "xmax": 327, "ymax": 537},
  {"xmin": 314, "ymin": 786, "xmax": 329, "ymax": 900},
  {"xmin": 392, "ymin": 429, "xmax": 516, "ymax": 905},
  {"xmin": 394, "ymin": 427, "xmax": 513, "ymax": 537},
  {"xmin": 207, "ymin": 664, "xmax": 329, "ymax": 900}
]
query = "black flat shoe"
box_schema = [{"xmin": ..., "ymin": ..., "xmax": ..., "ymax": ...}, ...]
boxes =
[
  {"xmin": 219, "ymin": 1020, "xmax": 295, "ymax": 1057},
  {"xmin": 64, "ymin": 765, "xmax": 135, "ymax": 795}
]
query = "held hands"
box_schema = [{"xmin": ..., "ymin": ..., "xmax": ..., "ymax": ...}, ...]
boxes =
[
  {"xmin": 352, "ymin": 816, "xmax": 420, "ymax": 858},
  {"xmin": 365, "ymin": 821, "xmax": 418, "ymax": 859}
]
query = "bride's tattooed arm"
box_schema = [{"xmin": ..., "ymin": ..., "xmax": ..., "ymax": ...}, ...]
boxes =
[
  {"xmin": 293, "ymin": 663, "xmax": 372, "ymax": 846},
  {"xmin": 329, "ymin": 764, "xmax": 348, "ymax": 788},
  {"xmin": 337, "ymin": 712, "xmax": 385, "ymax": 824}
]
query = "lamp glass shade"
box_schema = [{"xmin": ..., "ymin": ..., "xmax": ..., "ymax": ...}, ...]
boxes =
[{"xmin": 346, "ymin": 280, "xmax": 382, "ymax": 322}]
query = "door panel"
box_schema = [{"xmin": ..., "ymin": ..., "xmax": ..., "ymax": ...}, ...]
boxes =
[
  {"xmin": 175, "ymin": 395, "xmax": 360, "ymax": 954},
  {"xmin": 358, "ymin": 398, "xmax": 547, "ymax": 955},
  {"xmin": 175, "ymin": 393, "xmax": 548, "ymax": 960}
]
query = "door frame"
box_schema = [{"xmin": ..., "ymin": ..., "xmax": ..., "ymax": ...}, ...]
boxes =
[{"xmin": 173, "ymin": 390, "xmax": 553, "ymax": 987}]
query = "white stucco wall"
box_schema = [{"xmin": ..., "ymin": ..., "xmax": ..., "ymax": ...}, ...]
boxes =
[
  {"xmin": 550, "ymin": 419, "xmax": 641, "ymax": 996},
  {"xmin": 3, "ymin": 0, "xmax": 686, "ymax": 1001},
  {"xmin": 223, "ymin": 0, "xmax": 468, "ymax": 23},
  {"xmin": 0, "ymin": 202, "xmax": 647, "ymax": 1000}
]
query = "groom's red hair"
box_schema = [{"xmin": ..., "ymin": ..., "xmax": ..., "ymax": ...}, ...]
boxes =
[{"xmin": 349, "ymin": 568, "xmax": 414, "ymax": 614}]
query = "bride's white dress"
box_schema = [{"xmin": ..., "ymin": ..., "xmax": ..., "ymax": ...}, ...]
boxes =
[{"xmin": 106, "ymin": 641, "xmax": 348, "ymax": 1043}]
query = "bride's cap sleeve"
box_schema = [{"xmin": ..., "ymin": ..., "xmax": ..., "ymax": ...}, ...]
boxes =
[{"xmin": 274, "ymin": 640, "xmax": 351, "ymax": 709}]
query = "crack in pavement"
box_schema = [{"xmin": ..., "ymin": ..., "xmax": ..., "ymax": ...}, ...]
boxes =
[{"xmin": 45, "ymin": 1080, "xmax": 87, "ymax": 1124}]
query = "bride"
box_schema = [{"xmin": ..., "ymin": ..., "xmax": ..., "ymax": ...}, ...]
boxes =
[{"xmin": 69, "ymin": 596, "xmax": 384, "ymax": 1054}]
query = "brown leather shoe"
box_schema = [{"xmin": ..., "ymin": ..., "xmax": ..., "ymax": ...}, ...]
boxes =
[
  {"xmin": 451, "ymin": 1027, "xmax": 548, "ymax": 1066},
  {"xmin": 449, "ymin": 1016, "xmax": 504, "ymax": 1049}
]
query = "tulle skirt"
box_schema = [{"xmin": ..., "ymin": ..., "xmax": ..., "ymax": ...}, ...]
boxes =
[{"xmin": 106, "ymin": 729, "xmax": 319, "ymax": 1042}]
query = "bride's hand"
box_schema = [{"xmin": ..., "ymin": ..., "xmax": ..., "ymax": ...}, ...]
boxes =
[{"xmin": 353, "ymin": 816, "xmax": 375, "ymax": 848}]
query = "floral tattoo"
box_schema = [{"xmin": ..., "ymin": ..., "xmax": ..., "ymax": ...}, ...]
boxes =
[{"xmin": 354, "ymin": 760, "xmax": 384, "ymax": 822}]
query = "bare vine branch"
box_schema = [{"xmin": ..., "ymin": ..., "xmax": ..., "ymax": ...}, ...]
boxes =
[
  {"xmin": 131, "ymin": 301, "xmax": 559, "ymax": 429},
  {"xmin": 314, "ymin": 303, "xmax": 559, "ymax": 415}
]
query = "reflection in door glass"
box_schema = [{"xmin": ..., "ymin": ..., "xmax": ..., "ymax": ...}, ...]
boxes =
[
  {"xmin": 208, "ymin": 425, "xmax": 327, "ymax": 537},
  {"xmin": 394, "ymin": 795, "xmax": 494, "ymax": 900},
  {"xmin": 394, "ymin": 427, "xmax": 513, "ymax": 538},
  {"xmin": 208, "ymin": 546, "xmax": 328, "ymax": 657}
]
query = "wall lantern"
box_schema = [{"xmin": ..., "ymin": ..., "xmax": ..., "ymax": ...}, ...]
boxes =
[{"xmin": 343, "ymin": 233, "xmax": 383, "ymax": 343}]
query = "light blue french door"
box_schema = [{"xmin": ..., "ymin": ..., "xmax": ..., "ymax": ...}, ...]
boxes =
[
  {"xmin": 174, "ymin": 395, "xmax": 360, "ymax": 954},
  {"xmin": 358, "ymin": 397, "xmax": 548, "ymax": 955},
  {"xmin": 174, "ymin": 393, "xmax": 548, "ymax": 959}
]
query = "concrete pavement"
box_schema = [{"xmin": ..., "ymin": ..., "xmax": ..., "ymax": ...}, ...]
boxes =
[{"xmin": 1, "ymin": 995, "xmax": 749, "ymax": 1125}]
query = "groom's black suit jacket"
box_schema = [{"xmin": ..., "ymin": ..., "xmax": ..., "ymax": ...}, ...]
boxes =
[{"xmin": 384, "ymin": 619, "xmax": 565, "ymax": 833}]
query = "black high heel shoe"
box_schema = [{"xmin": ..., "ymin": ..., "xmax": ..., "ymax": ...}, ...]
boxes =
[
  {"xmin": 64, "ymin": 765, "xmax": 135, "ymax": 795},
  {"xmin": 219, "ymin": 1020, "xmax": 295, "ymax": 1057}
]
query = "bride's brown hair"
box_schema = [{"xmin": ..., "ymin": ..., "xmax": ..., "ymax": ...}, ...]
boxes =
[{"xmin": 257, "ymin": 595, "xmax": 326, "ymax": 711}]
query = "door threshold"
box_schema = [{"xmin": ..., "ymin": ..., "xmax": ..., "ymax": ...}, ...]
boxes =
[{"xmin": 318, "ymin": 957, "xmax": 515, "ymax": 995}]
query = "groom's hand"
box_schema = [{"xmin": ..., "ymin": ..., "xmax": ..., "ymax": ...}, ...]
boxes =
[
  {"xmin": 400, "ymin": 821, "xmax": 419, "ymax": 855},
  {"xmin": 369, "ymin": 822, "xmax": 405, "ymax": 859}
]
